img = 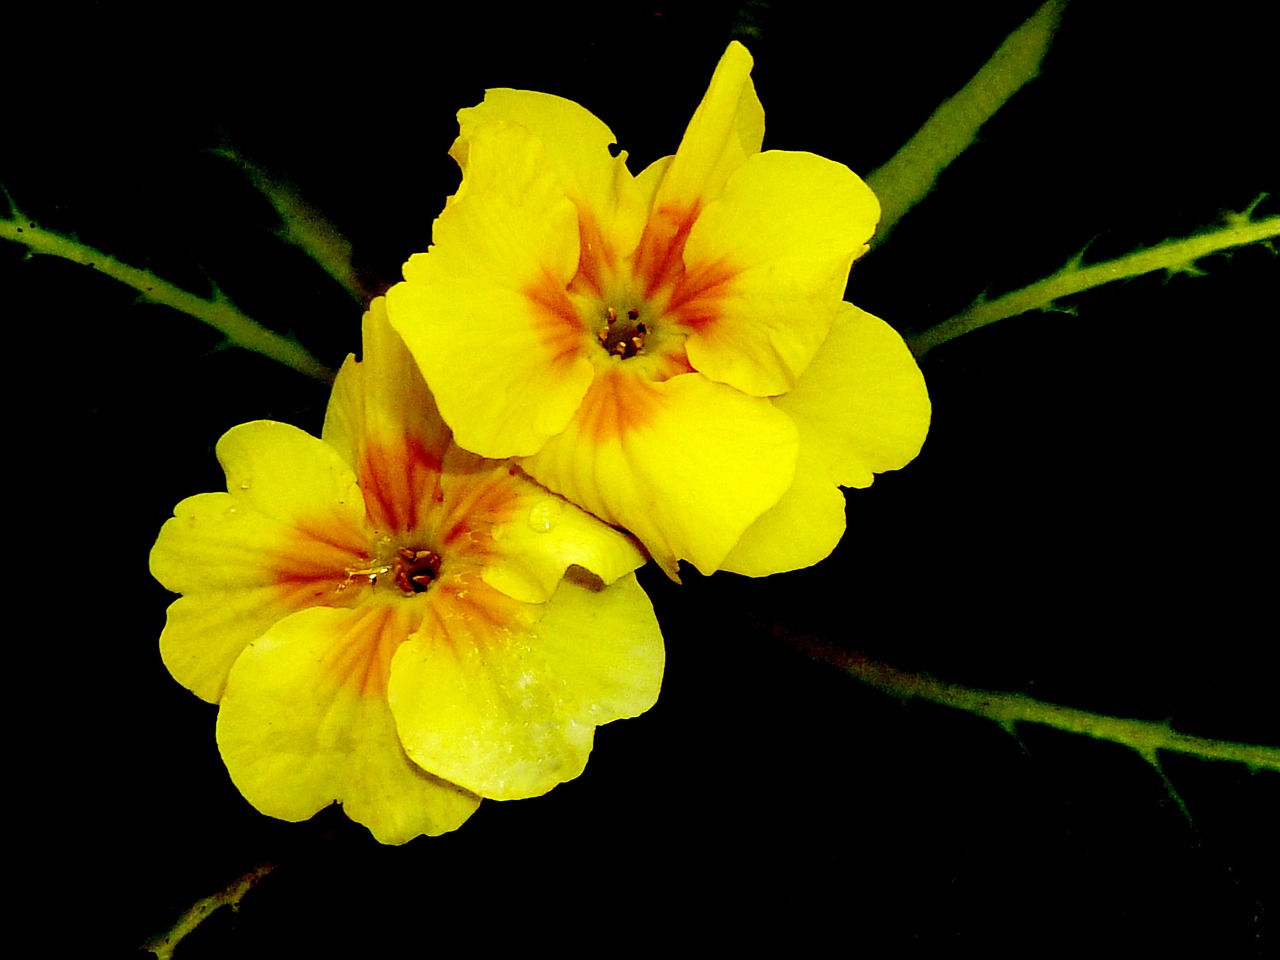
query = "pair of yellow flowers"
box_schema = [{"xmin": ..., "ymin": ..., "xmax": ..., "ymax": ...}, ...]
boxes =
[{"xmin": 151, "ymin": 42, "xmax": 930, "ymax": 843}]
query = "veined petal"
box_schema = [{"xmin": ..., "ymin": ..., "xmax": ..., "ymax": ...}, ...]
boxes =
[
  {"xmin": 436, "ymin": 450, "xmax": 643, "ymax": 604},
  {"xmin": 481, "ymin": 482, "xmax": 644, "ymax": 603},
  {"xmin": 151, "ymin": 492, "xmax": 362, "ymax": 595},
  {"xmin": 718, "ymin": 447, "xmax": 847, "ymax": 577},
  {"xmin": 217, "ymin": 604, "xmax": 480, "ymax": 844},
  {"xmin": 151, "ymin": 421, "xmax": 368, "ymax": 702},
  {"xmin": 389, "ymin": 574, "xmax": 662, "ymax": 800},
  {"xmin": 456, "ymin": 89, "xmax": 649, "ymax": 262},
  {"xmin": 651, "ymin": 40, "xmax": 764, "ymax": 213},
  {"xmin": 520, "ymin": 368, "xmax": 799, "ymax": 577},
  {"xmin": 387, "ymin": 122, "xmax": 594, "ymax": 458},
  {"xmin": 151, "ymin": 486, "xmax": 367, "ymax": 702},
  {"xmin": 524, "ymin": 572, "xmax": 663, "ymax": 726},
  {"xmin": 159, "ymin": 586, "xmax": 345, "ymax": 705},
  {"xmin": 216, "ymin": 421, "xmax": 367, "ymax": 533},
  {"xmin": 681, "ymin": 151, "xmax": 881, "ymax": 396},
  {"xmin": 323, "ymin": 297, "xmax": 449, "ymax": 480},
  {"xmin": 634, "ymin": 155, "xmax": 673, "ymax": 210},
  {"xmin": 427, "ymin": 445, "xmax": 643, "ymax": 603},
  {"xmin": 776, "ymin": 303, "xmax": 930, "ymax": 488},
  {"xmin": 324, "ymin": 299, "xmax": 448, "ymax": 534}
]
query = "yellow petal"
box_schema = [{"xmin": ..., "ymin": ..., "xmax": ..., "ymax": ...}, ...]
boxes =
[
  {"xmin": 520, "ymin": 368, "xmax": 799, "ymax": 577},
  {"xmin": 634, "ymin": 155, "xmax": 673, "ymax": 210},
  {"xmin": 386, "ymin": 122, "xmax": 594, "ymax": 458},
  {"xmin": 775, "ymin": 303, "xmax": 930, "ymax": 488},
  {"xmin": 151, "ymin": 486, "xmax": 367, "ymax": 703},
  {"xmin": 158, "ymin": 588, "xmax": 326, "ymax": 705},
  {"xmin": 527, "ymin": 571, "xmax": 664, "ymax": 724},
  {"xmin": 388, "ymin": 574, "xmax": 662, "ymax": 800},
  {"xmin": 651, "ymin": 41, "xmax": 765, "ymax": 213},
  {"xmin": 151, "ymin": 421, "xmax": 366, "ymax": 703},
  {"xmin": 215, "ymin": 420, "xmax": 367, "ymax": 532},
  {"xmin": 455, "ymin": 89, "xmax": 648, "ymax": 261},
  {"xmin": 324, "ymin": 299, "xmax": 451, "ymax": 534},
  {"xmin": 322, "ymin": 297, "xmax": 450, "ymax": 479},
  {"xmin": 435, "ymin": 448, "xmax": 643, "ymax": 604},
  {"xmin": 719, "ymin": 447, "xmax": 847, "ymax": 577},
  {"xmin": 680, "ymin": 151, "xmax": 881, "ymax": 396},
  {"xmin": 216, "ymin": 604, "xmax": 480, "ymax": 844}
]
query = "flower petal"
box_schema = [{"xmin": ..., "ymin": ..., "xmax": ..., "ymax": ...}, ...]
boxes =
[
  {"xmin": 157, "ymin": 586, "xmax": 329, "ymax": 705},
  {"xmin": 775, "ymin": 303, "xmax": 930, "ymax": 488},
  {"xmin": 216, "ymin": 420, "xmax": 367, "ymax": 531},
  {"xmin": 389, "ymin": 573, "xmax": 662, "ymax": 800},
  {"xmin": 386, "ymin": 122, "xmax": 594, "ymax": 458},
  {"xmin": 520, "ymin": 368, "xmax": 799, "ymax": 577},
  {"xmin": 455, "ymin": 89, "xmax": 648, "ymax": 260},
  {"xmin": 216, "ymin": 604, "xmax": 480, "ymax": 844},
  {"xmin": 718, "ymin": 447, "xmax": 847, "ymax": 577},
  {"xmin": 323, "ymin": 299, "xmax": 450, "ymax": 534},
  {"xmin": 151, "ymin": 437, "xmax": 368, "ymax": 702},
  {"xmin": 525, "ymin": 571, "xmax": 664, "ymax": 724},
  {"xmin": 435, "ymin": 449, "xmax": 643, "ymax": 604},
  {"xmin": 322, "ymin": 297, "xmax": 450, "ymax": 479},
  {"xmin": 651, "ymin": 40, "xmax": 765, "ymax": 214},
  {"xmin": 680, "ymin": 151, "xmax": 881, "ymax": 396}
]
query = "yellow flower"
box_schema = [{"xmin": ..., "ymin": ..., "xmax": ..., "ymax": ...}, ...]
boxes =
[
  {"xmin": 384, "ymin": 41, "xmax": 926, "ymax": 578},
  {"xmin": 386, "ymin": 41, "xmax": 929, "ymax": 578},
  {"xmin": 150, "ymin": 299, "xmax": 664, "ymax": 844}
]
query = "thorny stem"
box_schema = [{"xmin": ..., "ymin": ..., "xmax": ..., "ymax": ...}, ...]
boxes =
[
  {"xmin": 866, "ymin": 0, "xmax": 1066, "ymax": 245},
  {"xmin": 141, "ymin": 862, "xmax": 276, "ymax": 959},
  {"xmin": 782, "ymin": 632, "xmax": 1280, "ymax": 774},
  {"xmin": 215, "ymin": 146, "xmax": 371, "ymax": 304},
  {"xmin": 0, "ymin": 203, "xmax": 336, "ymax": 383},
  {"xmin": 907, "ymin": 202, "xmax": 1280, "ymax": 357}
]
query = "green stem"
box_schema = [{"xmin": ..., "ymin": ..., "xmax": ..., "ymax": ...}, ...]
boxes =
[
  {"xmin": 215, "ymin": 147, "xmax": 370, "ymax": 304},
  {"xmin": 866, "ymin": 0, "xmax": 1066, "ymax": 245},
  {"xmin": 0, "ymin": 208, "xmax": 335, "ymax": 383},
  {"xmin": 141, "ymin": 862, "xmax": 276, "ymax": 959},
  {"xmin": 907, "ymin": 205, "xmax": 1280, "ymax": 357},
  {"xmin": 782, "ymin": 634, "xmax": 1279, "ymax": 773}
]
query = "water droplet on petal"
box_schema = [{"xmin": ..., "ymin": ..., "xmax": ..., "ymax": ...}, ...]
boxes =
[
  {"xmin": 527, "ymin": 499, "xmax": 564, "ymax": 533},
  {"xmin": 239, "ymin": 479, "xmax": 252, "ymax": 490}
]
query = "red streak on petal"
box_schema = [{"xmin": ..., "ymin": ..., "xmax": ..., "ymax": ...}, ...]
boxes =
[
  {"xmin": 522, "ymin": 271, "xmax": 589, "ymax": 370},
  {"xmin": 576, "ymin": 366, "xmax": 661, "ymax": 445},
  {"xmin": 359, "ymin": 436, "xmax": 444, "ymax": 534},
  {"xmin": 652, "ymin": 348, "xmax": 696, "ymax": 380},
  {"xmin": 319, "ymin": 603, "xmax": 418, "ymax": 698},
  {"xmin": 270, "ymin": 517, "xmax": 368, "ymax": 588},
  {"xmin": 633, "ymin": 203, "xmax": 700, "ymax": 300},
  {"xmin": 269, "ymin": 576, "xmax": 352, "ymax": 612},
  {"xmin": 667, "ymin": 256, "xmax": 737, "ymax": 332},
  {"xmin": 437, "ymin": 468, "xmax": 523, "ymax": 563},
  {"xmin": 568, "ymin": 210, "xmax": 615, "ymax": 298},
  {"xmin": 421, "ymin": 575, "xmax": 529, "ymax": 654}
]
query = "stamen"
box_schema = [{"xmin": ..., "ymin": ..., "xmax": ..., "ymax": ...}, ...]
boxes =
[
  {"xmin": 338, "ymin": 563, "xmax": 392, "ymax": 591},
  {"xmin": 596, "ymin": 303, "xmax": 648, "ymax": 359},
  {"xmin": 394, "ymin": 546, "xmax": 442, "ymax": 594},
  {"xmin": 338, "ymin": 545, "xmax": 442, "ymax": 595}
]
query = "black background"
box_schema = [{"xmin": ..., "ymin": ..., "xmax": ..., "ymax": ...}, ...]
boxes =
[{"xmin": 7, "ymin": 1, "xmax": 1276, "ymax": 954}]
